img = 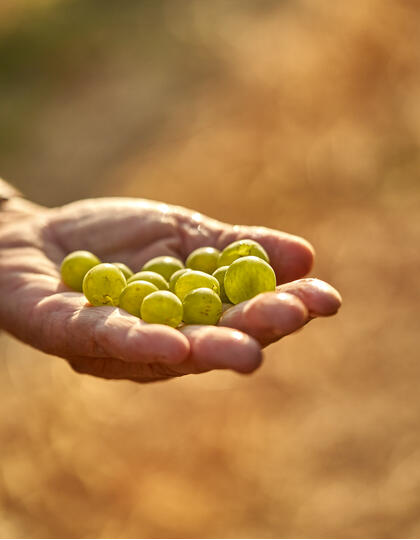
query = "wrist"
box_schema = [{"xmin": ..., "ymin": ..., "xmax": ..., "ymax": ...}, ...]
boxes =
[
  {"xmin": 0, "ymin": 178, "xmax": 43, "ymax": 225},
  {"xmin": 0, "ymin": 177, "xmax": 22, "ymax": 199}
]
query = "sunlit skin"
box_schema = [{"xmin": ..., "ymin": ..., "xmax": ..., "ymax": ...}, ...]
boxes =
[{"xmin": 0, "ymin": 197, "xmax": 342, "ymax": 383}]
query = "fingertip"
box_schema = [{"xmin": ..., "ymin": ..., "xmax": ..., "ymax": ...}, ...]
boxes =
[
  {"xmin": 231, "ymin": 331, "xmax": 263, "ymax": 374},
  {"xmin": 244, "ymin": 291, "xmax": 308, "ymax": 336},
  {"xmin": 279, "ymin": 278, "xmax": 342, "ymax": 317},
  {"xmin": 314, "ymin": 280, "xmax": 342, "ymax": 315},
  {"xmin": 276, "ymin": 235, "xmax": 315, "ymax": 283}
]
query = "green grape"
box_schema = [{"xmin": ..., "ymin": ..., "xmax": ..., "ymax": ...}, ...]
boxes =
[
  {"xmin": 140, "ymin": 291, "xmax": 183, "ymax": 327},
  {"xmin": 182, "ymin": 288, "xmax": 222, "ymax": 325},
  {"xmin": 218, "ymin": 238, "xmax": 269, "ymax": 267},
  {"xmin": 174, "ymin": 270, "xmax": 220, "ymax": 301},
  {"xmin": 212, "ymin": 265, "xmax": 230, "ymax": 303},
  {"xmin": 83, "ymin": 263, "xmax": 127, "ymax": 306},
  {"xmin": 119, "ymin": 280, "xmax": 158, "ymax": 317},
  {"xmin": 224, "ymin": 256, "xmax": 276, "ymax": 304},
  {"xmin": 169, "ymin": 268, "xmax": 191, "ymax": 292},
  {"xmin": 185, "ymin": 246, "xmax": 220, "ymax": 274},
  {"xmin": 127, "ymin": 271, "xmax": 169, "ymax": 290},
  {"xmin": 111, "ymin": 262, "xmax": 133, "ymax": 280},
  {"xmin": 60, "ymin": 250, "xmax": 101, "ymax": 292},
  {"xmin": 141, "ymin": 256, "xmax": 184, "ymax": 281}
]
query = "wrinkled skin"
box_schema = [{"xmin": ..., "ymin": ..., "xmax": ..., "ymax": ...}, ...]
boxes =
[{"xmin": 0, "ymin": 197, "xmax": 341, "ymax": 383}]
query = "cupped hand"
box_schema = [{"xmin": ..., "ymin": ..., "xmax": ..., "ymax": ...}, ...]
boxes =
[{"xmin": 0, "ymin": 197, "xmax": 341, "ymax": 382}]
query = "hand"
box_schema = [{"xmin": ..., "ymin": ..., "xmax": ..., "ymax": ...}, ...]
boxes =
[{"xmin": 0, "ymin": 197, "xmax": 341, "ymax": 382}]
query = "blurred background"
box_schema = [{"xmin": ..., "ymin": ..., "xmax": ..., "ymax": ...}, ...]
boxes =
[{"xmin": 1, "ymin": 0, "xmax": 419, "ymax": 537}]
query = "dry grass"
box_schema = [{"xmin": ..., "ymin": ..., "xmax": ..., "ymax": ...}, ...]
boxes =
[{"xmin": 1, "ymin": 0, "xmax": 420, "ymax": 537}]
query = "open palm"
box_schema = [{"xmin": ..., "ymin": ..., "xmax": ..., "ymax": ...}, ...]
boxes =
[{"xmin": 0, "ymin": 197, "xmax": 341, "ymax": 382}]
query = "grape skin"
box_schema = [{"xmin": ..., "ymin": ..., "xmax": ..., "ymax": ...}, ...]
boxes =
[
  {"xmin": 119, "ymin": 280, "xmax": 158, "ymax": 317},
  {"xmin": 60, "ymin": 250, "xmax": 100, "ymax": 292},
  {"xmin": 169, "ymin": 268, "xmax": 191, "ymax": 292},
  {"xmin": 127, "ymin": 271, "xmax": 169, "ymax": 290},
  {"xmin": 224, "ymin": 255, "xmax": 276, "ymax": 304},
  {"xmin": 212, "ymin": 265, "xmax": 230, "ymax": 303},
  {"xmin": 174, "ymin": 270, "xmax": 220, "ymax": 301},
  {"xmin": 62, "ymin": 240, "xmax": 277, "ymax": 328},
  {"xmin": 82, "ymin": 263, "xmax": 127, "ymax": 306},
  {"xmin": 111, "ymin": 262, "xmax": 133, "ymax": 280},
  {"xmin": 186, "ymin": 247, "xmax": 220, "ymax": 274},
  {"xmin": 141, "ymin": 256, "xmax": 184, "ymax": 281},
  {"xmin": 182, "ymin": 288, "xmax": 222, "ymax": 325},
  {"xmin": 140, "ymin": 291, "xmax": 183, "ymax": 327},
  {"xmin": 218, "ymin": 238, "xmax": 269, "ymax": 268}
]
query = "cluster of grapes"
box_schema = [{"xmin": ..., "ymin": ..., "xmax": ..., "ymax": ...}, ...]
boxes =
[{"xmin": 60, "ymin": 239, "xmax": 277, "ymax": 327}]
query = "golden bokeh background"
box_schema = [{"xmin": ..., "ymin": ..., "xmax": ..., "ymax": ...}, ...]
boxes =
[{"xmin": 1, "ymin": 1, "xmax": 420, "ymax": 537}]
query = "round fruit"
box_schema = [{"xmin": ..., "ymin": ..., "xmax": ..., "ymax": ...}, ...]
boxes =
[
  {"xmin": 224, "ymin": 256, "xmax": 276, "ymax": 304},
  {"xmin": 141, "ymin": 256, "xmax": 184, "ymax": 281},
  {"xmin": 174, "ymin": 270, "xmax": 220, "ymax": 301},
  {"xmin": 186, "ymin": 247, "xmax": 220, "ymax": 274},
  {"xmin": 140, "ymin": 291, "xmax": 183, "ymax": 327},
  {"xmin": 127, "ymin": 271, "xmax": 169, "ymax": 290},
  {"xmin": 212, "ymin": 265, "xmax": 230, "ymax": 303},
  {"xmin": 111, "ymin": 262, "xmax": 133, "ymax": 280},
  {"xmin": 218, "ymin": 238, "xmax": 269, "ymax": 267},
  {"xmin": 82, "ymin": 263, "xmax": 127, "ymax": 306},
  {"xmin": 60, "ymin": 250, "xmax": 101, "ymax": 292},
  {"xmin": 182, "ymin": 288, "xmax": 222, "ymax": 325},
  {"xmin": 169, "ymin": 268, "xmax": 191, "ymax": 292},
  {"xmin": 119, "ymin": 280, "xmax": 158, "ymax": 317}
]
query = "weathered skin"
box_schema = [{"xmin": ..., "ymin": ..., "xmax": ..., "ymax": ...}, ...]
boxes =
[{"xmin": 0, "ymin": 196, "xmax": 341, "ymax": 383}]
